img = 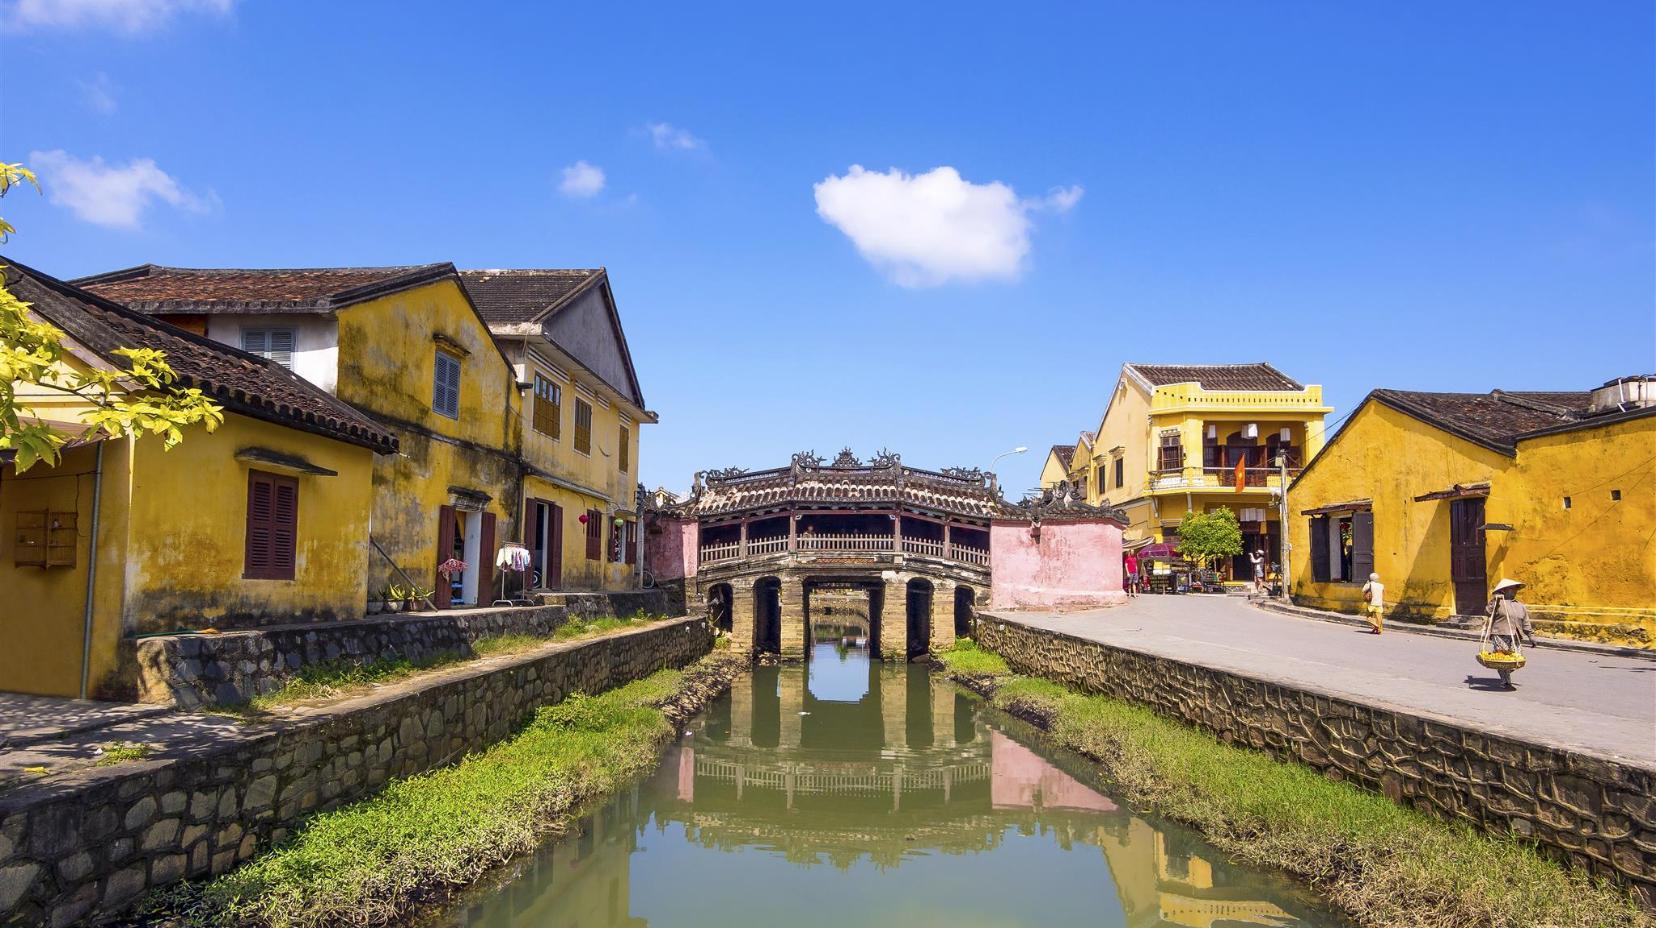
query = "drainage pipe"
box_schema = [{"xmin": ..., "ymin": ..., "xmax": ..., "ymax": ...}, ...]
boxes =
[{"xmin": 78, "ymin": 440, "xmax": 106, "ymax": 700}]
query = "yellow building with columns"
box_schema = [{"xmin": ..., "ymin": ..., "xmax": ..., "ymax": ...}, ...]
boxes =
[
  {"xmin": 1061, "ymin": 363, "xmax": 1330, "ymax": 578},
  {"xmin": 1288, "ymin": 380, "xmax": 1656, "ymax": 645}
]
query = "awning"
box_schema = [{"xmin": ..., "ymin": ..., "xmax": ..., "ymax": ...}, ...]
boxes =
[
  {"xmin": 1413, "ymin": 482, "xmax": 1490, "ymax": 503},
  {"xmin": 1300, "ymin": 498, "xmax": 1372, "ymax": 516}
]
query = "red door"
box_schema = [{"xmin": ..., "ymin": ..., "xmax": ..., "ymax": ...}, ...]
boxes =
[{"xmin": 1449, "ymin": 498, "xmax": 1487, "ymax": 616}]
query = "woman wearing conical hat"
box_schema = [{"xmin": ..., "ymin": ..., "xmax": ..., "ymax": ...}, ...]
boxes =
[{"xmin": 1483, "ymin": 578, "xmax": 1537, "ymax": 691}]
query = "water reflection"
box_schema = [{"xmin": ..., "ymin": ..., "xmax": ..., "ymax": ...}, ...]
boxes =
[{"xmin": 438, "ymin": 642, "xmax": 1339, "ymax": 928}]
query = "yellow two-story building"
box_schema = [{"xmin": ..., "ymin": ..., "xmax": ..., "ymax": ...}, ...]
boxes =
[{"xmin": 1062, "ymin": 363, "xmax": 1331, "ymax": 578}]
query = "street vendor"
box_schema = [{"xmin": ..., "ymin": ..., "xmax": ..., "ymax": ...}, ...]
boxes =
[{"xmin": 1484, "ymin": 578, "xmax": 1537, "ymax": 691}]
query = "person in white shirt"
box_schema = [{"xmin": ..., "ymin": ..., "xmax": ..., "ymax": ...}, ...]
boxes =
[{"xmin": 1360, "ymin": 572, "xmax": 1385, "ymax": 634}]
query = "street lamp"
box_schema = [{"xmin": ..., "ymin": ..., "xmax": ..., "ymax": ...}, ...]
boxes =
[{"xmin": 990, "ymin": 446, "xmax": 1029, "ymax": 472}]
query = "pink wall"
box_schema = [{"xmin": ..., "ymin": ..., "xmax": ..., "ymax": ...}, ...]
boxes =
[
  {"xmin": 644, "ymin": 515, "xmax": 698, "ymax": 581},
  {"xmin": 989, "ymin": 518, "xmax": 1125, "ymax": 610}
]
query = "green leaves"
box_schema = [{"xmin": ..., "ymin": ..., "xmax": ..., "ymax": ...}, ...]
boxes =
[{"xmin": 1175, "ymin": 506, "xmax": 1244, "ymax": 568}]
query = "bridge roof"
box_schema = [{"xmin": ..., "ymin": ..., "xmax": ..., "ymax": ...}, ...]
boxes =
[{"xmin": 685, "ymin": 451, "xmax": 1004, "ymax": 521}]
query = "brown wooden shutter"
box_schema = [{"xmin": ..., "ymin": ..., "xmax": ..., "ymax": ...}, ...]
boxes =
[
  {"xmin": 245, "ymin": 471, "xmax": 297, "ymax": 580},
  {"xmin": 1309, "ymin": 516, "xmax": 1330, "ymax": 583},
  {"xmin": 479, "ymin": 511, "xmax": 497, "ymax": 603},
  {"xmin": 1351, "ymin": 511, "xmax": 1375, "ymax": 581},
  {"xmin": 625, "ymin": 521, "xmax": 637, "ymax": 565},
  {"xmin": 548, "ymin": 502, "xmax": 564, "ymax": 587},
  {"xmin": 585, "ymin": 509, "xmax": 601, "ymax": 560},
  {"xmin": 435, "ymin": 505, "xmax": 455, "ymax": 608}
]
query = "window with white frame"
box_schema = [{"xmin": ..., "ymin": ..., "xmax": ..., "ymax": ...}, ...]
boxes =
[
  {"xmin": 433, "ymin": 350, "xmax": 461, "ymax": 418},
  {"xmin": 241, "ymin": 328, "xmax": 296, "ymax": 369}
]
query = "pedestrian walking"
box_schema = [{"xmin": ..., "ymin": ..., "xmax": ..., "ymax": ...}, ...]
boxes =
[
  {"xmin": 1249, "ymin": 548, "xmax": 1266, "ymax": 597},
  {"xmin": 1123, "ymin": 551, "xmax": 1140, "ymax": 598},
  {"xmin": 1482, "ymin": 578, "xmax": 1536, "ymax": 691},
  {"xmin": 1360, "ymin": 572, "xmax": 1384, "ymax": 634}
]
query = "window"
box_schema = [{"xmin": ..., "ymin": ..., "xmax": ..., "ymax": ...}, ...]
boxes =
[
  {"xmin": 1113, "ymin": 457, "xmax": 1124, "ymax": 489},
  {"xmin": 574, "ymin": 398, "xmax": 593, "ymax": 454},
  {"xmin": 245, "ymin": 471, "xmax": 298, "ymax": 580},
  {"xmin": 433, "ymin": 350, "xmax": 461, "ymax": 418},
  {"xmin": 242, "ymin": 328, "xmax": 296, "ymax": 369},
  {"xmin": 617, "ymin": 424, "xmax": 630, "ymax": 472},
  {"xmin": 1562, "ymin": 496, "xmax": 1572, "ymax": 509},
  {"xmin": 532, "ymin": 374, "xmax": 561, "ymax": 438},
  {"xmin": 624, "ymin": 521, "xmax": 637, "ymax": 565},
  {"xmin": 1157, "ymin": 431, "xmax": 1184, "ymax": 472},
  {"xmin": 1611, "ymin": 489, "xmax": 1622, "ymax": 501},
  {"xmin": 585, "ymin": 508, "xmax": 602, "ymax": 560}
]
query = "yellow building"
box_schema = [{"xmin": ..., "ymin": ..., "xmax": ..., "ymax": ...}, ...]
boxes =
[
  {"xmin": 1, "ymin": 259, "xmax": 398, "ymax": 697},
  {"xmin": 1061, "ymin": 363, "xmax": 1330, "ymax": 578},
  {"xmin": 1038, "ymin": 443, "xmax": 1077, "ymax": 490},
  {"xmin": 1288, "ymin": 381, "xmax": 1656, "ymax": 644},
  {"xmin": 462, "ymin": 269, "xmax": 657, "ymax": 592},
  {"xmin": 80, "ymin": 262, "xmax": 532, "ymax": 606}
]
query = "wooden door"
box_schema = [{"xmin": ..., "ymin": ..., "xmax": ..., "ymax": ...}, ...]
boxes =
[
  {"xmin": 1449, "ymin": 498, "xmax": 1487, "ymax": 616},
  {"xmin": 547, "ymin": 502, "xmax": 564, "ymax": 589},
  {"xmin": 435, "ymin": 504, "xmax": 455, "ymax": 609},
  {"xmin": 479, "ymin": 512, "xmax": 497, "ymax": 603}
]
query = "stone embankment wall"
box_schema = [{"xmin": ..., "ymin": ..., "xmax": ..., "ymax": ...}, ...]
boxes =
[
  {"xmin": 977, "ymin": 615, "xmax": 1656, "ymax": 895},
  {"xmin": 129, "ymin": 590, "xmax": 671, "ymax": 708},
  {"xmin": 0, "ymin": 618, "xmax": 711, "ymax": 927}
]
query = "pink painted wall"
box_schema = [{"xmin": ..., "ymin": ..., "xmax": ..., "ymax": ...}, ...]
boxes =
[
  {"xmin": 644, "ymin": 514, "xmax": 698, "ymax": 581},
  {"xmin": 989, "ymin": 518, "xmax": 1125, "ymax": 610}
]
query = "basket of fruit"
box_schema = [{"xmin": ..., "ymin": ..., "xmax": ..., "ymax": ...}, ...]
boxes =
[{"xmin": 1476, "ymin": 650, "xmax": 1526, "ymax": 671}]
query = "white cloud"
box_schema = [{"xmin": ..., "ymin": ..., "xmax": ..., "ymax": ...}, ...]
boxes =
[
  {"xmin": 645, "ymin": 122, "xmax": 704, "ymax": 152},
  {"xmin": 813, "ymin": 165, "xmax": 1084, "ymax": 287},
  {"xmin": 558, "ymin": 161, "xmax": 606, "ymax": 198},
  {"xmin": 30, "ymin": 149, "xmax": 213, "ymax": 229},
  {"xmin": 81, "ymin": 72, "xmax": 118, "ymax": 114},
  {"xmin": 4, "ymin": 0, "xmax": 234, "ymax": 32}
]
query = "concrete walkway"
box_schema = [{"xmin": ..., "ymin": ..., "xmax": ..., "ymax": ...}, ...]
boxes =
[{"xmin": 998, "ymin": 595, "xmax": 1656, "ymax": 768}]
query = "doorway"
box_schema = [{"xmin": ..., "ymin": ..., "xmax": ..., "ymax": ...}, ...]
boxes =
[
  {"xmin": 526, "ymin": 499, "xmax": 562, "ymax": 590},
  {"xmin": 753, "ymin": 577, "xmax": 782, "ymax": 655},
  {"xmin": 1450, "ymin": 497, "xmax": 1488, "ymax": 616}
]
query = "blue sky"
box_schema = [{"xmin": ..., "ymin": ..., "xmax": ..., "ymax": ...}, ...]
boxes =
[{"xmin": 3, "ymin": 1, "xmax": 1652, "ymax": 494}]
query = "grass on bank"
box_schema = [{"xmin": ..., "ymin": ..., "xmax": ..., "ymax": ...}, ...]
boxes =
[
  {"xmin": 94, "ymin": 741, "xmax": 152, "ymax": 767},
  {"xmin": 935, "ymin": 640, "xmax": 1648, "ymax": 928},
  {"xmin": 146, "ymin": 652, "xmax": 739, "ymax": 928},
  {"xmin": 212, "ymin": 614, "xmax": 667, "ymax": 716}
]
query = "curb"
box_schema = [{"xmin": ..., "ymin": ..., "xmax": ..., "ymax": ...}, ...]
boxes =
[{"xmin": 1253, "ymin": 600, "xmax": 1656, "ymax": 661}]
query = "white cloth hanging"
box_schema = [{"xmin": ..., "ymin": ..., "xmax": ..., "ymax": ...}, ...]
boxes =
[{"xmin": 495, "ymin": 543, "xmax": 531, "ymax": 572}]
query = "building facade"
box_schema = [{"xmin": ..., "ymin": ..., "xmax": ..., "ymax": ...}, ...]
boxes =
[
  {"xmin": 1288, "ymin": 380, "xmax": 1656, "ymax": 644},
  {"xmin": 1059, "ymin": 363, "xmax": 1330, "ymax": 578}
]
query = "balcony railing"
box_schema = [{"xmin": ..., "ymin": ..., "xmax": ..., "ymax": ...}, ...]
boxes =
[
  {"xmin": 1148, "ymin": 466, "xmax": 1301, "ymax": 492},
  {"xmin": 699, "ymin": 533, "xmax": 989, "ymax": 569}
]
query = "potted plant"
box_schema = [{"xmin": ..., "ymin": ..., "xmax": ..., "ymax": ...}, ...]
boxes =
[
  {"xmin": 410, "ymin": 585, "xmax": 436, "ymax": 611},
  {"xmin": 386, "ymin": 583, "xmax": 411, "ymax": 612}
]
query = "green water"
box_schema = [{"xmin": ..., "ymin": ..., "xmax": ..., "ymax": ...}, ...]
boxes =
[{"xmin": 437, "ymin": 641, "xmax": 1343, "ymax": 927}]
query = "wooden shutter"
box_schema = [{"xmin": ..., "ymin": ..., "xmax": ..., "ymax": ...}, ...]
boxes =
[
  {"xmin": 244, "ymin": 471, "xmax": 297, "ymax": 580},
  {"xmin": 435, "ymin": 505, "xmax": 455, "ymax": 608},
  {"xmin": 267, "ymin": 329, "xmax": 295, "ymax": 369},
  {"xmin": 241, "ymin": 329, "xmax": 267, "ymax": 356},
  {"xmin": 618, "ymin": 424, "xmax": 629, "ymax": 472},
  {"xmin": 585, "ymin": 509, "xmax": 601, "ymax": 560},
  {"xmin": 1309, "ymin": 516, "xmax": 1330, "ymax": 582},
  {"xmin": 1351, "ymin": 511, "xmax": 1375, "ymax": 581},
  {"xmin": 625, "ymin": 521, "xmax": 637, "ymax": 565},
  {"xmin": 548, "ymin": 502, "xmax": 564, "ymax": 587},
  {"xmin": 574, "ymin": 400, "xmax": 592, "ymax": 454},
  {"xmin": 479, "ymin": 511, "xmax": 497, "ymax": 603}
]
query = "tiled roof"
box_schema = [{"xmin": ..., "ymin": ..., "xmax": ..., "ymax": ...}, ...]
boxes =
[
  {"xmin": 1077, "ymin": 430, "xmax": 1096, "ymax": 447},
  {"xmin": 1372, "ymin": 389, "xmax": 1590, "ymax": 453},
  {"xmin": 75, "ymin": 263, "xmax": 454, "ymax": 313},
  {"xmin": 459, "ymin": 269, "xmax": 604, "ymax": 324},
  {"xmin": 5, "ymin": 258, "xmax": 399, "ymax": 453},
  {"xmin": 1126, "ymin": 362, "xmax": 1304, "ymax": 391},
  {"xmin": 1049, "ymin": 444, "xmax": 1077, "ymax": 469}
]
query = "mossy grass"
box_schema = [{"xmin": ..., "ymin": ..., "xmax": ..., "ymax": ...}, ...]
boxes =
[
  {"xmin": 94, "ymin": 742, "xmax": 152, "ymax": 767},
  {"xmin": 935, "ymin": 637, "xmax": 1011, "ymax": 676},
  {"xmin": 947, "ymin": 646, "xmax": 1648, "ymax": 928},
  {"xmin": 143, "ymin": 651, "xmax": 745, "ymax": 928}
]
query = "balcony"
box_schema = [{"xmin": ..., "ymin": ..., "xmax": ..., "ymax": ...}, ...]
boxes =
[
  {"xmin": 699, "ymin": 533, "xmax": 990, "ymax": 569},
  {"xmin": 1148, "ymin": 466, "xmax": 1301, "ymax": 493}
]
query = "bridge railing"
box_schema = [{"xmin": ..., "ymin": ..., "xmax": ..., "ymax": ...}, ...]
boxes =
[{"xmin": 698, "ymin": 533, "xmax": 990, "ymax": 569}]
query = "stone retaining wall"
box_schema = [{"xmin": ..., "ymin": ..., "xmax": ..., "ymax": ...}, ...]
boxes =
[
  {"xmin": 977, "ymin": 614, "xmax": 1656, "ymax": 896},
  {"xmin": 128, "ymin": 590, "xmax": 673, "ymax": 709},
  {"xmin": 0, "ymin": 618, "xmax": 712, "ymax": 927}
]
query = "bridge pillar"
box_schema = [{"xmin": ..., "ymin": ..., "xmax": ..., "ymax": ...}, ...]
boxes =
[
  {"xmin": 779, "ymin": 575, "xmax": 808, "ymax": 659},
  {"xmin": 729, "ymin": 667, "xmax": 752, "ymax": 747},
  {"xmin": 931, "ymin": 676, "xmax": 957, "ymax": 748},
  {"xmin": 929, "ymin": 579, "xmax": 958, "ymax": 653},
  {"xmin": 879, "ymin": 574, "xmax": 910, "ymax": 661},
  {"xmin": 778, "ymin": 666, "xmax": 805, "ymax": 749},
  {"xmin": 728, "ymin": 577, "xmax": 756, "ymax": 655}
]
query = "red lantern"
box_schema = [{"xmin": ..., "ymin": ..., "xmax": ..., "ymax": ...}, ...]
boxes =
[{"xmin": 578, "ymin": 513, "xmax": 590, "ymax": 524}]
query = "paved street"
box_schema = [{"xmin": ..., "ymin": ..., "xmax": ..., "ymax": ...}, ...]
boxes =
[{"xmin": 1002, "ymin": 596, "xmax": 1656, "ymax": 767}]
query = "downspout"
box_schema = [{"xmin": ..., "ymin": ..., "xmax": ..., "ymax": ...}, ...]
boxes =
[{"xmin": 78, "ymin": 441, "xmax": 105, "ymax": 700}]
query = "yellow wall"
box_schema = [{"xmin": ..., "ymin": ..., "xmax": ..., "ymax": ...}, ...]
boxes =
[
  {"xmin": 1038, "ymin": 449, "xmax": 1070, "ymax": 489},
  {"xmin": 335, "ymin": 280, "xmax": 523, "ymax": 596}
]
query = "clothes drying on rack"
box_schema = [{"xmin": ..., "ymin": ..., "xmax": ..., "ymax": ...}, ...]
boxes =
[{"xmin": 496, "ymin": 543, "xmax": 532, "ymax": 572}]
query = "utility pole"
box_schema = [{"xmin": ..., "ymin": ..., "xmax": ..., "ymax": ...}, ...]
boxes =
[{"xmin": 1276, "ymin": 452, "xmax": 1292, "ymax": 602}]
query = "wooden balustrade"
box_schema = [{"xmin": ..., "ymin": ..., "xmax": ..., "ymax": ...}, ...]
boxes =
[{"xmin": 698, "ymin": 532, "xmax": 990, "ymax": 568}]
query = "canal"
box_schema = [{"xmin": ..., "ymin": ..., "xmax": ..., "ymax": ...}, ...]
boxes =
[{"xmin": 433, "ymin": 639, "xmax": 1344, "ymax": 927}]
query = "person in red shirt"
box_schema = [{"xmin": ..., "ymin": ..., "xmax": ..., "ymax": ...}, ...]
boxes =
[{"xmin": 1123, "ymin": 551, "xmax": 1141, "ymax": 597}]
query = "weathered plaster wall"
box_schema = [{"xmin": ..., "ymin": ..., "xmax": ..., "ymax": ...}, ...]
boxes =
[
  {"xmin": 989, "ymin": 519, "xmax": 1125, "ymax": 610},
  {"xmin": 202, "ymin": 314, "xmax": 339, "ymax": 394},
  {"xmin": 0, "ymin": 617, "xmax": 712, "ymax": 927},
  {"xmin": 644, "ymin": 513, "xmax": 697, "ymax": 582},
  {"xmin": 977, "ymin": 615, "xmax": 1656, "ymax": 896}
]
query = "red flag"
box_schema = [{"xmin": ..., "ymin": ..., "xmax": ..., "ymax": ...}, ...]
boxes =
[{"xmin": 1234, "ymin": 456, "xmax": 1246, "ymax": 492}]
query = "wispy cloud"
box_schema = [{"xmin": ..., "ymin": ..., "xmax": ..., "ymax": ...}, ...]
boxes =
[
  {"xmin": 558, "ymin": 161, "xmax": 606, "ymax": 199},
  {"xmin": 80, "ymin": 71, "xmax": 118, "ymax": 114},
  {"xmin": 644, "ymin": 121, "xmax": 705, "ymax": 152},
  {"xmin": 4, "ymin": 0, "xmax": 235, "ymax": 33},
  {"xmin": 30, "ymin": 149, "xmax": 214, "ymax": 229},
  {"xmin": 813, "ymin": 165, "xmax": 1084, "ymax": 287}
]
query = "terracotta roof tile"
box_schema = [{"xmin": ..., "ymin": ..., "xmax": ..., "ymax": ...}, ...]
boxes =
[
  {"xmin": 75, "ymin": 263, "xmax": 453, "ymax": 313},
  {"xmin": 1127, "ymin": 362, "xmax": 1304, "ymax": 391},
  {"xmin": 1050, "ymin": 444, "xmax": 1077, "ymax": 469},
  {"xmin": 459, "ymin": 269, "xmax": 604, "ymax": 324},
  {"xmin": 6, "ymin": 258, "xmax": 398, "ymax": 453},
  {"xmin": 1373, "ymin": 389, "xmax": 1590, "ymax": 453}
]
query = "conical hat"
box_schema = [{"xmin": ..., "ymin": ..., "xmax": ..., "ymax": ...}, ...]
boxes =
[{"xmin": 1491, "ymin": 577, "xmax": 1524, "ymax": 594}]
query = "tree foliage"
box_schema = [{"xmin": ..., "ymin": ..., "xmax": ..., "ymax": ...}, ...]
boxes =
[
  {"xmin": 1, "ymin": 160, "xmax": 222, "ymax": 472},
  {"xmin": 1176, "ymin": 507, "xmax": 1243, "ymax": 568}
]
